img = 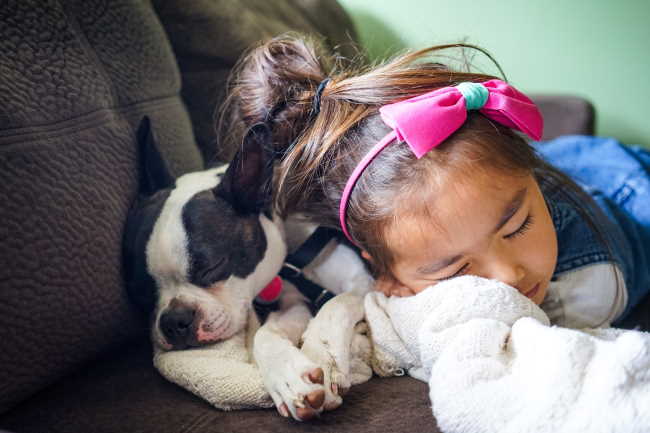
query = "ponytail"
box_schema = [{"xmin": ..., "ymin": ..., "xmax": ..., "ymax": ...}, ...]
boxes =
[{"xmin": 218, "ymin": 34, "xmax": 334, "ymax": 160}]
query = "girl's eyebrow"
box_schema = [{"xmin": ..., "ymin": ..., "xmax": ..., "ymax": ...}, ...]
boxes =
[{"xmin": 416, "ymin": 187, "xmax": 528, "ymax": 275}]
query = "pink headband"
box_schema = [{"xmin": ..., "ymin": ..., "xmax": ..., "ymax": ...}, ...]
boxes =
[{"xmin": 338, "ymin": 79, "xmax": 544, "ymax": 243}]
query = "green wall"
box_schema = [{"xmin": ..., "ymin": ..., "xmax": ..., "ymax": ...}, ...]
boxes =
[{"xmin": 339, "ymin": 0, "xmax": 650, "ymax": 147}]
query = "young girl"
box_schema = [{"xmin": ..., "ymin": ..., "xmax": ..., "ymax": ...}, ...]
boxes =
[{"xmin": 223, "ymin": 35, "xmax": 650, "ymax": 329}]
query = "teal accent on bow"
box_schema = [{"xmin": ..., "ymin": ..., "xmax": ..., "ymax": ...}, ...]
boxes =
[{"xmin": 456, "ymin": 82, "xmax": 489, "ymax": 110}]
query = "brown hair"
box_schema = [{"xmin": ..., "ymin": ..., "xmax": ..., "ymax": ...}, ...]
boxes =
[{"xmin": 221, "ymin": 34, "xmax": 616, "ymax": 279}]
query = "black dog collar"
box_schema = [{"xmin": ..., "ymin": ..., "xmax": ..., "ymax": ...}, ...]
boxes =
[{"xmin": 281, "ymin": 226, "xmax": 343, "ymax": 312}]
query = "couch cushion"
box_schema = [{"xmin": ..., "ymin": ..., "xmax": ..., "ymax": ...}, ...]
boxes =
[
  {"xmin": 2, "ymin": 301, "xmax": 647, "ymax": 433},
  {"xmin": 0, "ymin": 0, "xmax": 203, "ymax": 413},
  {"xmin": 0, "ymin": 338, "xmax": 440, "ymax": 433},
  {"xmin": 152, "ymin": 0, "xmax": 360, "ymax": 164}
]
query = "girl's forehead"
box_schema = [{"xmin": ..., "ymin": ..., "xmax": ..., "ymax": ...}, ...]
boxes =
[{"xmin": 386, "ymin": 168, "xmax": 533, "ymax": 256}]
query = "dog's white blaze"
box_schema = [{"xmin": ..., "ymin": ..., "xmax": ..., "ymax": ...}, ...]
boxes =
[
  {"xmin": 147, "ymin": 167, "xmax": 225, "ymax": 289},
  {"xmin": 252, "ymin": 213, "xmax": 287, "ymax": 294}
]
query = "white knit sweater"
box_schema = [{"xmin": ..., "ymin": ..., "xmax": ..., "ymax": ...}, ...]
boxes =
[{"xmin": 365, "ymin": 275, "xmax": 650, "ymax": 433}]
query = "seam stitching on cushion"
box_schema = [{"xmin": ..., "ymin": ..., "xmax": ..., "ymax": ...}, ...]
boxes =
[{"xmin": 0, "ymin": 97, "xmax": 180, "ymax": 148}]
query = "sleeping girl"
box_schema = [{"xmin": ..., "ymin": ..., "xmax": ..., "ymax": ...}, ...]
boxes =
[{"xmin": 226, "ymin": 34, "xmax": 650, "ymax": 330}]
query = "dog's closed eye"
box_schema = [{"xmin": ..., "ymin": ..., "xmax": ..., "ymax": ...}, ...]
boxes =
[{"xmin": 197, "ymin": 257, "xmax": 230, "ymax": 287}]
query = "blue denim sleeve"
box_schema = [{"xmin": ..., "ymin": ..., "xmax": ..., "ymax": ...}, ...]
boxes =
[{"xmin": 534, "ymin": 135, "xmax": 650, "ymax": 318}]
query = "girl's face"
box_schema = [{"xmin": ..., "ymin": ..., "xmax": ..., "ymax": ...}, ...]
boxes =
[{"xmin": 379, "ymin": 168, "xmax": 557, "ymax": 305}]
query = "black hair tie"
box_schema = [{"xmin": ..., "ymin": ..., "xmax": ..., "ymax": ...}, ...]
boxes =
[
  {"xmin": 271, "ymin": 78, "xmax": 330, "ymax": 161},
  {"xmin": 311, "ymin": 78, "xmax": 331, "ymax": 116}
]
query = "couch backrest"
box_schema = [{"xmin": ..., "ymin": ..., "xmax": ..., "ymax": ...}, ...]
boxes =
[
  {"xmin": 152, "ymin": 0, "xmax": 359, "ymax": 164},
  {"xmin": 0, "ymin": 0, "xmax": 203, "ymax": 413},
  {"xmin": 531, "ymin": 95, "xmax": 595, "ymax": 140}
]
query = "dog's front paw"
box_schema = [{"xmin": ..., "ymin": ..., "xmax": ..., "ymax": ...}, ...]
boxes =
[
  {"xmin": 300, "ymin": 332, "xmax": 352, "ymax": 411},
  {"xmin": 260, "ymin": 344, "xmax": 328, "ymax": 421},
  {"xmin": 348, "ymin": 322, "xmax": 373, "ymax": 385}
]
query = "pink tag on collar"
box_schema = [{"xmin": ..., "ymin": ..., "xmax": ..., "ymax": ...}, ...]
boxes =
[{"xmin": 257, "ymin": 276, "xmax": 283, "ymax": 302}]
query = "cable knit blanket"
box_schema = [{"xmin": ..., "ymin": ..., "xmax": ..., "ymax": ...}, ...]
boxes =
[
  {"xmin": 365, "ymin": 275, "xmax": 650, "ymax": 433},
  {"xmin": 153, "ymin": 310, "xmax": 272, "ymax": 410}
]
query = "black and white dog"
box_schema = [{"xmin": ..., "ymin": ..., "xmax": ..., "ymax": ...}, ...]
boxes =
[{"xmin": 123, "ymin": 118, "xmax": 373, "ymax": 420}]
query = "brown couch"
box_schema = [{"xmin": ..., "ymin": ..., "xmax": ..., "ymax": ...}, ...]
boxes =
[{"xmin": 0, "ymin": 1, "xmax": 647, "ymax": 433}]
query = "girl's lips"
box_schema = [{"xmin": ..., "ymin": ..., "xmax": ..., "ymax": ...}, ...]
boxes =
[{"xmin": 523, "ymin": 283, "xmax": 540, "ymax": 299}]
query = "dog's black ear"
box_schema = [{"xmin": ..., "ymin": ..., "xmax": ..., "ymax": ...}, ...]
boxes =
[
  {"xmin": 137, "ymin": 116, "xmax": 175, "ymax": 196},
  {"xmin": 215, "ymin": 123, "xmax": 274, "ymax": 214}
]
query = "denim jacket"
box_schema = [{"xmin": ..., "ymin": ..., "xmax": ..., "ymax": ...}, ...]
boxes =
[{"xmin": 535, "ymin": 136, "xmax": 650, "ymax": 322}]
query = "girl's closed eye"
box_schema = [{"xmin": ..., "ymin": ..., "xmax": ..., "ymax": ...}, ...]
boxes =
[
  {"xmin": 438, "ymin": 263, "xmax": 470, "ymax": 281},
  {"xmin": 504, "ymin": 214, "xmax": 534, "ymax": 239},
  {"xmin": 437, "ymin": 214, "xmax": 535, "ymax": 281}
]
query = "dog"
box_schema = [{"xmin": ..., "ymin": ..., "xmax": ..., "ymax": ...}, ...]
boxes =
[{"xmin": 123, "ymin": 118, "xmax": 374, "ymax": 420}]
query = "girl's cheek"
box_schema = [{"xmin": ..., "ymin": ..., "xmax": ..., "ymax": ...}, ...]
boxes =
[
  {"xmin": 374, "ymin": 276, "xmax": 417, "ymax": 297},
  {"xmin": 530, "ymin": 206, "xmax": 559, "ymax": 273}
]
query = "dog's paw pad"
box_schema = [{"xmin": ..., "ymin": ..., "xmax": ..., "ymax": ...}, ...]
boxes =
[
  {"xmin": 296, "ymin": 406, "xmax": 319, "ymax": 421},
  {"xmin": 303, "ymin": 367, "xmax": 324, "ymax": 385},
  {"xmin": 306, "ymin": 389, "xmax": 325, "ymax": 409}
]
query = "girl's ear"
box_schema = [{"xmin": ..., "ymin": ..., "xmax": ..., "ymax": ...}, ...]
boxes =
[
  {"xmin": 214, "ymin": 123, "xmax": 274, "ymax": 215},
  {"xmin": 361, "ymin": 250, "xmax": 373, "ymax": 263},
  {"xmin": 136, "ymin": 116, "xmax": 175, "ymax": 196}
]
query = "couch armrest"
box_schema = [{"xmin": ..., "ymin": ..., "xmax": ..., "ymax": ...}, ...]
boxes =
[{"xmin": 531, "ymin": 95, "xmax": 596, "ymax": 140}]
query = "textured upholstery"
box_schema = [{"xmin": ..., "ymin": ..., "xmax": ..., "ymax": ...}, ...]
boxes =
[
  {"xmin": 0, "ymin": 341, "xmax": 438, "ymax": 433},
  {"xmin": 0, "ymin": 0, "xmax": 203, "ymax": 414}
]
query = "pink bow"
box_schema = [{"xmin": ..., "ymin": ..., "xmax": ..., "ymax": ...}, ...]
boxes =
[
  {"xmin": 339, "ymin": 79, "xmax": 544, "ymax": 243},
  {"xmin": 379, "ymin": 79, "xmax": 543, "ymax": 158}
]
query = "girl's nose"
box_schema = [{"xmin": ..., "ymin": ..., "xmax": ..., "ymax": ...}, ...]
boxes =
[{"xmin": 486, "ymin": 255, "xmax": 526, "ymax": 290}]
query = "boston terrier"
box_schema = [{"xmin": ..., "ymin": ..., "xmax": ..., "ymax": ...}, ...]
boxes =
[{"xmin": 123, "ymin": 118, "xmax": 374, "ymax": 421}]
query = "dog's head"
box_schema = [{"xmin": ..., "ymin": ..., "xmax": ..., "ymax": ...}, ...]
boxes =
[{"xmin": 123, "ymin": 118, "xmax": 285, "ymax": 350}]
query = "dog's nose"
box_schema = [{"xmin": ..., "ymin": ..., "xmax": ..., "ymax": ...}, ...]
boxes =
[{"xmin": 160, "ymin": 307, "xmax": 196, "ymax": 346}]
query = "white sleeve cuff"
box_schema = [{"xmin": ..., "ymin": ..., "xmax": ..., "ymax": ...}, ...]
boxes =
[{"xmin": 541, "ymin": 263, "xmax": 628, "ymax": 329}]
